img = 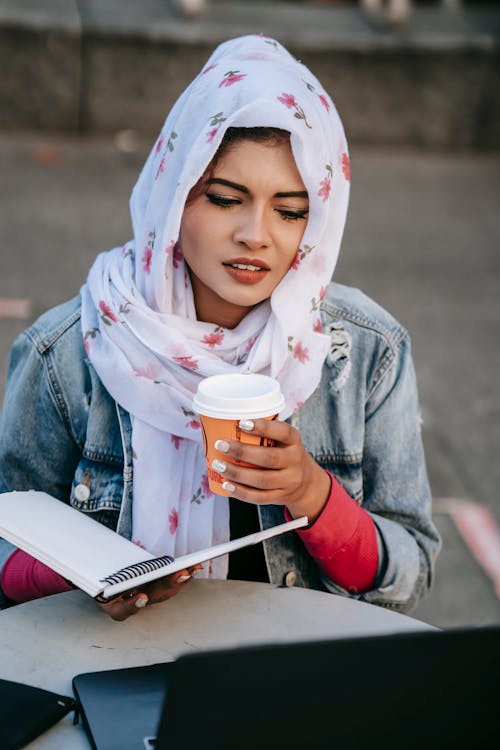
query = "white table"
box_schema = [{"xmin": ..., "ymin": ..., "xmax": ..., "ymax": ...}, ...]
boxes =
[{"xmin": 0, "ymin": 580, "xmax": 434, "ymax": 748}]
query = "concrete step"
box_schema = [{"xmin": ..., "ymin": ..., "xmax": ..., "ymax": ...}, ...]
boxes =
[{"xmin": 1, "ymin": 1, "xmax": 499, "ymax": 147}]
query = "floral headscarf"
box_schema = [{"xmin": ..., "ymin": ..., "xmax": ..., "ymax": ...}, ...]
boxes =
[{"xmin": 80, "ymin": 35, "xmax": 350, "ymax": 576}]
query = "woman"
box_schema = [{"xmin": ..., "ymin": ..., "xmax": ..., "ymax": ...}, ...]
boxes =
[{"xmin": 0, "ymin": 36, "xmax": 440, "ymax": 620}]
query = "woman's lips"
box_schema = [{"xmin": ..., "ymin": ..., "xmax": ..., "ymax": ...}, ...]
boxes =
[{"xmin": 223, "ymin": 259, "xmax": 270, "ymax": 285}]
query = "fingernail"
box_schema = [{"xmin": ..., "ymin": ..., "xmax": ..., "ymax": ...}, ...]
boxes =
[
  {"xmin": 135, "ymin": 596, "xmax": 148, "ymax": 608},
  {"xmin": 239, "ymin": 419, "xmax": 254, "ymax": 431},
  {"xmin": 222, "ymin": 481, "xmax": 236, "ymax": 493},
  {"xmin": 214, "ymin": 439, "xmax": 230, "ymax": 453},
  {"xmin": 177, "ymin": 574, "xmax": 191, "ymax": 583},
  {"xmin": 212, "ymin": 458, "xmax": 226, "ymax": 473}
]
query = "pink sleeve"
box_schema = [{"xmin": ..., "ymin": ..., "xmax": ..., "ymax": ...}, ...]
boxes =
[
  {"xmin": 0, "ymin": 549, "xmax": 74, "ymax": 603},
  {"xmin": 285, "ymin": 471, "xmax": 378, "ymax": 593}
]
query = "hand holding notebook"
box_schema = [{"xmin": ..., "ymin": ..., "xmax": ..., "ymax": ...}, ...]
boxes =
[{"xmin": 0, "ymin": 491, "xmax": 307, "ymax": 600}]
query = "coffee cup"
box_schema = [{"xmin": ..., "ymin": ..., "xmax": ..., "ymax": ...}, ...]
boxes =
[{"xmin": 192, "ymin": 373, "xmax": 285, "ymax": 495}]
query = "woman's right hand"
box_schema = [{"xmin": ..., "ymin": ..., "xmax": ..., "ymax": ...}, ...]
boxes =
[{"xmin": 96, "ymin": 564, "xmax": 202, "ymax": 621}]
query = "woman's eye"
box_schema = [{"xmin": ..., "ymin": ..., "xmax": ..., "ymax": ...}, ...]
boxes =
[
  {"xmin": 206, "ymin": 193, "xmax": 240, "ymax": 208},
  {"xmin": 278, "ymin": 208, "xmax": 309, "ymax": 222}
]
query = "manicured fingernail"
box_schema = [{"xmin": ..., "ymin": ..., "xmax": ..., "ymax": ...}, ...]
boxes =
[
  {"xmin": 214, "ymin": 439, "xmax": 230, "ymax": 453},
  {"xmin": 222, "ymin": 481, "xmax": 236, "ymax": 493},
  {"xmin": 135, "ymin": 596, "xmax": 148, "ymax": 608},
  {"xmin": 177, "ymin": 574, "xmax": 191, "ymax": 583},
  {"xmin": 212, "ymin": 459, "xmax": 226, "ymax": 473},
  {"xmin": 239, "ymin": 419, "xmax": 254, "ymax": 431}
]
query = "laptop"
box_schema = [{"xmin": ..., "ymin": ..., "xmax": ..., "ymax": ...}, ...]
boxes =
[{"xmin": 73, "ymin": 625, "xmax": 500, "ymax": 750}]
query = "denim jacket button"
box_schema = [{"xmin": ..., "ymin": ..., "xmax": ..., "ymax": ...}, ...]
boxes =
[
  {"xmin": 74, "ymin": 483, "xmax": 90, "ymax": 502},
  {"xmin": 284, "ymin": 570, "xmax": 297, "ymax": 588}
]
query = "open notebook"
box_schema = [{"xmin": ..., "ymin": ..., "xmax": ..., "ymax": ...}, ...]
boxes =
[{"xmin": 0, "ymin": 490, "xmax": 307, "ymax": 600}]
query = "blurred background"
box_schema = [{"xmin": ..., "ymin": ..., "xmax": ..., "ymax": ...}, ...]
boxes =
[{"xmin": 0, "ymin": 0, "xmax": 499, "ymax": 627}]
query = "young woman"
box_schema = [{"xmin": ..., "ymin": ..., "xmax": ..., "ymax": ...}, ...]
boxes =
[{"xmin": 0, "ymin": 36, "xmax": 440, "ymax": 620}]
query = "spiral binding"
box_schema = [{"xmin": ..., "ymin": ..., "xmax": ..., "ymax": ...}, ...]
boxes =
[{"xmin": 100, "ymin": 555, "xmax": 175, "ymax": 586}]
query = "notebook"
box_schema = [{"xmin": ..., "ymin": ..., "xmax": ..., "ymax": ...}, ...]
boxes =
[
  {"xmin": 73, "ymin": 625, "xmax": 500, "ymax": 750},
  {"xmin": 0, "ymin": 490, "xmax": 306, "ymax": 600}
]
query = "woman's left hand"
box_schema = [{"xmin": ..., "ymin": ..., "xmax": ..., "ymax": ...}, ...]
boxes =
[{"xmin": 212, "ymin": 419, "xmax": 331, "ymax": 524}]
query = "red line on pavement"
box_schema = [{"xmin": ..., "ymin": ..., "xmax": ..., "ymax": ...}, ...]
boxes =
[
  {"xmin": 440, "ymin": 500, "xmax": 500, "ymax": 599},
  {"xmin": 0, "ymin": 298, "xmax": 31, "ymax": 320}
]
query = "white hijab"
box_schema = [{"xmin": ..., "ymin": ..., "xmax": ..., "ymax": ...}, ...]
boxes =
[{"xmin": 80, "ymin": 35, "xmax": 350, "ymax": 577}]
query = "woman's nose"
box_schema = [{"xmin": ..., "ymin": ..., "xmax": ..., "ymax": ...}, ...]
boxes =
[{"xmin": 233, "ymin": 206, "xmax": 271, "ymax": 250}]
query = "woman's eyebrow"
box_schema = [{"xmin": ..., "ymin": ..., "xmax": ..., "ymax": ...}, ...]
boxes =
[
  {"xmin": 274, "ymin": 191, "xmax": 308, "ymax": 199},
  {"xmin": 205, "ymin": 178, "xmax": 248, "ymax": 193},
  {"xmin": 205, "ymin": 178, "xmax": 308, "ymax": 200}
]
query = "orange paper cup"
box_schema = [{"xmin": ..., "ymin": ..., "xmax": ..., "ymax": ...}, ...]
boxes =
[{"xmin": 193, "ymin": 374, "xmax": 285, "ymax": 496}]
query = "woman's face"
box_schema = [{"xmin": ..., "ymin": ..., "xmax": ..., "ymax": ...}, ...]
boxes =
[{"xmin": 179, "ymin": 138, "xmax": 309, "ymax": 329}]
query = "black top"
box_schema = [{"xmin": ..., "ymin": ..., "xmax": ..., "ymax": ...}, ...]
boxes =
[{"xmin": 227, "ymin": 497, "xmax": 269, "ymax": 582}]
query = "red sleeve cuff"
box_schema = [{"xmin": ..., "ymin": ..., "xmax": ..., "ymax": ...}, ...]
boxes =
[
  {"xmin": 0, "ymin": 549, "xmax": 74, "ymax": 603},
  {"xmin": 285, "ymin": 471, "xmax": 378, "ymax": 593}
]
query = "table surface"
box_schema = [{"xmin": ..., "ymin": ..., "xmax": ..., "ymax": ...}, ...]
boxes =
[{"xmin": 0, "ymin": 579, "xmax": 434, "ymax": 749}]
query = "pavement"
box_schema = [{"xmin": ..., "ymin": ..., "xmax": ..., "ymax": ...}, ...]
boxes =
[{"xmin": 0, "ymin": 131, "xmax": 499, "ymax": 629}]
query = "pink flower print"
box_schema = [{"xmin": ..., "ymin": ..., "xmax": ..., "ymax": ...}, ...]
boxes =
[
  {"xmin": 277, "ymin": 93, "xmax": 311, "ymax": 128},
  {"xmin": 202, "ymin": 64, "xmax": 217, "ymax": 75},
  {"xmin": 155, "ymin": 157, "xmax": 165, "ymax": 180},
  {"xmin": 313, "ymin": 319, "xmax": 323, "ymax": 333},
  {"xmin": 245, "ymin": 335, "xmax": 257, "ymax": 352},
  {"xmin": 319, "ymin": 286, "xmax": 327, "ymax": 301},
  {"xmin": 318, "ymin": 177, "xmax": 331, "ymax": 202},
  {"xmin": 219, "ymin": 70, "xmax": 247, "ymax": 88},
  {"xmin": 202, "ymin": 331, "xmax": 224, "ymax": 348},
  {"xmin": 173, "ymin": 355, "xmax": 199, "ymax": 370},
  {"xmin": 342, "ymin": 152, "xmax": 351, "ymax": 182},
  {"xmin": 134, "ymin": 363, "xmax": 159, "ymax": 379},
  {"xmin": 206, "ymin": 127, "xmax": 219, "ymax": 144},
  {"xmin": 201, "ymin": 474, "xmax": 211, "ymax": 498},
  {"xmin": 99, "ymin": 300, "xmax": 117, "ymax": 325},
  {"xmin": 83, "ymin": 327, "xmax": 98, "ymax": 351},
  {"xmin": 165, "ymin": 239, "xmax": 175, "ymax": 256},
  {"xmin": 133, "ymin": 539, "xmax": 147, "ymax": 549},
  {"xmin": 293, "ymin": 341, "xmax": 309, "ymax": 363},
  {"xmin": 171, "ymin": 435, "xmax": 182, "ymax": 450},
  {"xmin": 173, "ymin": 242, "xmax": 183, "ymax": 268},
  {"xmin": 168, "ymin": 508, "xmax": 178, "ymax": 535},
  {"xmin": 277, "ymin": 93, "xmax": 298, "ymax": 109},
  {"xmin": 182, "ymin": 406, "xmax": 200, "ymax": 430},
  {"xmin": 291, "ymin": 244, "xmax": 315, "ymax": 271},
  {"xmin": 155, "ymin": 134, "xmax": 164, "ymax": 154},
  {"xmin": 319, "ymin": 94, "xmax": 330, "ymax": 112},
  {"xmin": 291, "ymin": 250, "xmax": 301, "ymax": 270},
  {"xmin": 142, "ymin": 246, "xmax": 152, "ymax": 274}
]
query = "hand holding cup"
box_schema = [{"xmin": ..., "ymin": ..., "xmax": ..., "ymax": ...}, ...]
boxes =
[{"xmin": 193, "ymin": 374, "xmax": 330, "ymax": 522}]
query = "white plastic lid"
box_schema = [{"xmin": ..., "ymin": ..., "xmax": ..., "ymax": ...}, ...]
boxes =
[{"xmin": 192, "ymin": 374, "xmax": 285, "ymax": 419}]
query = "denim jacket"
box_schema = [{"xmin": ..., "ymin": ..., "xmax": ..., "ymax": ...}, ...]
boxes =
[{"xmin": 0, "ymin": 282, "xmax": 440, "ymax": 612}]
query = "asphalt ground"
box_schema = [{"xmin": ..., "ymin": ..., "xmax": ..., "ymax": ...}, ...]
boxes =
[{"xmin": 0, "ymin": 131, "xmax": 499, "ymax": 628}]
